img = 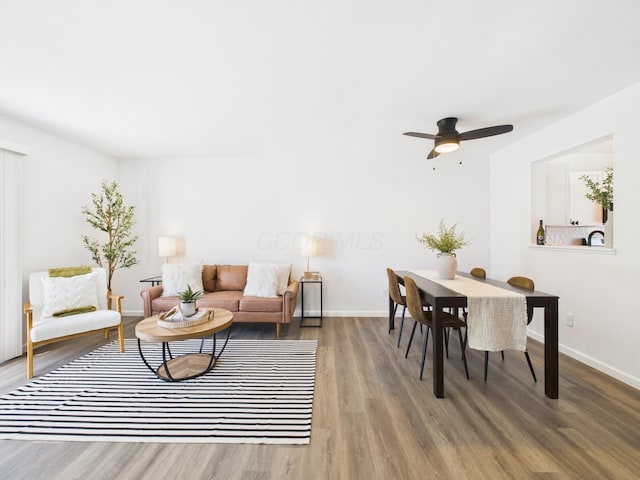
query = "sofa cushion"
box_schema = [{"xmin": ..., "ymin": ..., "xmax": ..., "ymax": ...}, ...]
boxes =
[
  {"xmin": 202, "ymin": 265, "xmax": 217, "ymax": 292},
  {"xmin": 240, "ymin": 296, "xmax": 283, "ymax": 313},
  {"xmin": 196, "ymin": 291, "xmax": 243, "ymax": 312},
  {"xmin": 31, "ymin": 309, "xmax": 120, "ymax": 343},
  {"xmin": 215, "ymin": 265, "xmax": 248, "ymax": 291},
  {"xmin": 151, "ymin": 295, "xmax": 183, "ymax": 313},
  {"xmin": 152, "ymin": 291, "xmax": 243, "ymax": 313}
]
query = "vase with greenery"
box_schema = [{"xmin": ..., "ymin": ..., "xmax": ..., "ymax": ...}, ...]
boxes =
[
  {"xmin": 417, "ymin": 219, "xmax": 470, "ymax": 279},
  {"xmin": 580, "ymin": 167, "xmax": 614, "ymax": 247},
  {"xmin": 81, "ymin": 180, "xmax": 139, "ymax": 292},
  {"xmin": 580, "ymin": 166, "xmax": 613, "ymax": 215},
  {"xmin": 178, "ymin": 285, "xmax": 203, "ymax": 317}
]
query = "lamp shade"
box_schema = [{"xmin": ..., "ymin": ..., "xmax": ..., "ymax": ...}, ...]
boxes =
[
  {"xmin": 301, "ymin": 236, "xmax": 317, "ymax": 257},
  {"xmin": 158, "ymin": 237, "xmax": 177, "ymax": 258}
]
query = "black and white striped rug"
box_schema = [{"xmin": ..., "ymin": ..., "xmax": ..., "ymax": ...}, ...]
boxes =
[{"xmin": 0, "ymin": 338, "xmax": 317, "ymax": 444}]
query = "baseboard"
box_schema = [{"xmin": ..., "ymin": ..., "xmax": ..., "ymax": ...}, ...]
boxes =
[
  {"xmin": 302, "ymin": 310, "xmax": 387, "ymax": 317},
  {"xmin": 123, "ymin": 310, "xmax": 389, "ymax": 318},
  {"xmin": 527, "ymin": 329, "xmax": 639, "ymax": 390}
]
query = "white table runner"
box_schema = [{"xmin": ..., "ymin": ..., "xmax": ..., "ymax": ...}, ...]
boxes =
[{"xmin": 409, "ymin": 270, "xmax": 528, "ymax": 352}]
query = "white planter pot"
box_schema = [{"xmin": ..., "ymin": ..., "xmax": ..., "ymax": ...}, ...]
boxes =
[
  {"xmin": 436, "ymin": 252, "xmax": 457, "ymax": 280},
  {"xmin": 179, "ymin": 302, "xmax": 196, "ymax": 317}
]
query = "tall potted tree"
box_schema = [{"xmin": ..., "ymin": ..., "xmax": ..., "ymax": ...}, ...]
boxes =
[{"xmin": 81, "ymin": 180, "xmax": 139, "ymax": 292}]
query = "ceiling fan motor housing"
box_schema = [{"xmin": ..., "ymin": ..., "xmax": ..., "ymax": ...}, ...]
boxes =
[{"xmin": 436, "ymin": 117, "xmax": 459, "ymax": 135}]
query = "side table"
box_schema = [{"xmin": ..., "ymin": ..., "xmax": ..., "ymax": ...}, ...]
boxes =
[
  {"xmin": 300, "ymin": 275, "xmax": 323, "ymax": 328},
  {"xmin": 140, "ymin": 275, "xmax": 162, "ymax": 286}
]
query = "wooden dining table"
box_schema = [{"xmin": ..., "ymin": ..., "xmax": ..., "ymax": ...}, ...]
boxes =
[{"xmin": 391, "ymin": 270, "xmax": 559, "ymax": 399}]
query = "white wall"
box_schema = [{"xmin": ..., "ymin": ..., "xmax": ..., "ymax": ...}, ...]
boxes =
[
  {"xmin": 0, "ymin": 114, "xmax": 118, "ymax": 329},
  {"xmin": 117, "ymin": 141, "xmax": 493, "ymax": 317},
  {"xmin": 490, "ymin": 82, "xmax": 640, "ymax": 388},
  {"xmin": 3, "ymin": 109, "xmax": 493, "ymax": 346}
]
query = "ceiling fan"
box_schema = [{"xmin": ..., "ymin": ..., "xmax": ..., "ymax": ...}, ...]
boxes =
[{"xmin": 403, "ymin": 117, "xmax": 514, "ymax": 159}]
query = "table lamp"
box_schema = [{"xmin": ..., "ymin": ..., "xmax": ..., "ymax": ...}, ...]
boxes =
[
  {"xmin": 301, "ymin": 236, "xmax": 317, "ymax": 280},
  {"xmin": 158, "ymin": 236, "xmax": 176, "ymax": 263}
]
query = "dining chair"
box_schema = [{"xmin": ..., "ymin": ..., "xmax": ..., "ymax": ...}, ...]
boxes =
[
  {"xmin": 483, "ymin": 275, "xmax": 537, "ymax": 382},
  {"xmin": 386, "ymin": 268, "xmax": 407, "ymax": 347},
  {"xmin": 403, "ymin": 276, "xmax": 469, "ymax": 380},
  {"xmin": 470, "ymin": 267, "xmax": 486, "ymax": 279}
]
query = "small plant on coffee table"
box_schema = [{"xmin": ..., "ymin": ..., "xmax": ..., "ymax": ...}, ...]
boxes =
[
  {"xmin": 179, "ymin": 285, "xmax": 203, "ymax": 303},
  {"xmin": 178, "ymin": 285, "xmax": 203, "ymax": 317}
]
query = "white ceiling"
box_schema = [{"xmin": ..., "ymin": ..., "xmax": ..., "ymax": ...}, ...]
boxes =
[{"xmin": 1, "ymin": 0, "xmax": 640, "ymax": 159}]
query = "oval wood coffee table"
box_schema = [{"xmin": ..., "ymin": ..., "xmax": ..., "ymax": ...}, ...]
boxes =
[{"xmin": 135, "ymin": 308, "xmax": 233, "ymax": 381}]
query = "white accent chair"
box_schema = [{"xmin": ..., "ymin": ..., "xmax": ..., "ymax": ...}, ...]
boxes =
[{"xmin": 24, "ymin": 267, "xmax": 125, "ymax": 378}]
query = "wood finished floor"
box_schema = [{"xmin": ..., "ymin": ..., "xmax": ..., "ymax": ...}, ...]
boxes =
[{"xmin": 1, "ymin": 316, "xmax": 639, "ymax": 480}]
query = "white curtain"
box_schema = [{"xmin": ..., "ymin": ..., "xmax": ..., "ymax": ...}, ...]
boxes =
[{"xmin": 0, "ymin": 145, "xmax": 25, "ymax": 362}]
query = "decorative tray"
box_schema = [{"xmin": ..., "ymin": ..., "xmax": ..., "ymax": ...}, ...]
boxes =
[{"xmin": 157, "ymin": 307, "xmax": 214, "ymax": 329}]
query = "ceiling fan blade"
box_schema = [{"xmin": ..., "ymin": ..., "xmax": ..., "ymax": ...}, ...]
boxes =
[
  {"xmin": 427, "ymin": 148, "xmax": 439, "ymax": 159},
  {"xmin": 403, "ymin": 131, "xmax": 437, "ymax": 140},
  {"xmin": 459, "ymin": 124, "xmax": 513, "ymax": 141}
]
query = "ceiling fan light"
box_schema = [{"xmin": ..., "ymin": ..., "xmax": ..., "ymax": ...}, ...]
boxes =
[{"xmin": 434, "ymin": 138, "xmax": 459, "ymax": 154}]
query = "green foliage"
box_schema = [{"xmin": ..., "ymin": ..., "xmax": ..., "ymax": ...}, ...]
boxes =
[
  {"xmin": 178, "ymin": 285, "xmax": 204, "ymax": 303},
  {"xmin": 81, "ymin": 180, "xmax": 138, "ymax": 291},
  {"xmin": 580, "ymin": 167, "xmax": 613, "ymax": 210},
  {"xmin": 417, "ymin": 219, "xmax": 470, "ymax": 253}
]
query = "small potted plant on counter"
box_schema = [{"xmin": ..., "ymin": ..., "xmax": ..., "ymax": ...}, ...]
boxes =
[
  {"xmin": 417, "ymin": 219, "xmax": 470, "ymax": 279},
  {"xmin": 580, "ymin": 166, "xmax": 613, "ymax": 220},
  {"xmin": 178, "ymin": 285, "xmax": 203, "ymax": 317}
]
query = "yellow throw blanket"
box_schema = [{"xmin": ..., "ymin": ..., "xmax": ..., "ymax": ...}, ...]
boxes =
[
  {"xmin": 53, "ymin": 305, "xmax": 97, "ymax": 317},
  {"xmin": 48, "ymin": 266, "xmax": 92, "ymax": 278}
]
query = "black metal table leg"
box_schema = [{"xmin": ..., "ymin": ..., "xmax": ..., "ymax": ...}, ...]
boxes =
[{"xmin": 137, "ymin": 326, "xmax": 232, "ymax": 382}]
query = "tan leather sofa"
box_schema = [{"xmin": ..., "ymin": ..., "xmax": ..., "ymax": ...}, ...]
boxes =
[{"xmin": 140, "ymin": 265, "xmax": 299, "ymax": 336}]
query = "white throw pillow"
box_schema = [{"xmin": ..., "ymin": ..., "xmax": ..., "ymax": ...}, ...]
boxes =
[
  {"xmin": 275, "ymin": 263, "xmax": 292, "ymax": 295},
  {"xmin": 244, "ymin": 262, "xmax": 279, "ymax": 298},
  {"xmin": 161, "ymin": 263, "xmax": 204, "ymax": 297},
  {"xmin": 41, "ymin": 271, "xmax": 99, "ymax": 318}
]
